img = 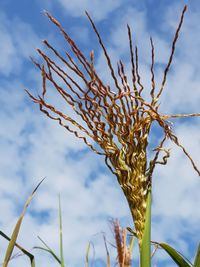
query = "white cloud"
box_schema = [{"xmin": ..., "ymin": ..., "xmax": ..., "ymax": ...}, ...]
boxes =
[
  {"xmin": 0, "ymin": 14, "xmax": 21, "ymax": 76},
  {"xmin": 0, "ymin": 12, "xmax": 40, "ymax": 76},
  {"xmin": 56, "ymin": 0, "xmax": 123, "ymax": 21}
]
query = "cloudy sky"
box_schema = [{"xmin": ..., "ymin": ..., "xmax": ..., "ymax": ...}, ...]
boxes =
[{"xmin": 0, "ymin": 0, "xmax": 200, "ymax": 266}]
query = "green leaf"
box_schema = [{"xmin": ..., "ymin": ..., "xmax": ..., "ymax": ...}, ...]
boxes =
[
  {"xmin": 35, "ymin": 236, "xmax": 61, "ymax": 264},
  {"xmin": 194, "ymin": 243, "xmax": 200, "ymax": 267},
  {"xmin": 34, "ymin": 246, "xmax": 61, "ymax": 264},
  {"xmin": 3, "ymin": 178, "xmax": 44, "ymax": 267},
  {"xmin": 159, "ymin": 243, "xmax": 192, "ymax": 267},
  {"xmin": 0, "ymin": 230, "xmax": 35, "ymax": 267},
  {"xmin": 35, "ymin": 196, "xmax": 65, "ymax": 267},
  {"xmin": 140, "ymin": 189, "xmax": 152, "ymax": 267}
]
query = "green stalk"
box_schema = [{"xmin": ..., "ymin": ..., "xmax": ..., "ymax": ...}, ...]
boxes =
[
  {"xmin": 140, "ymin": 188, "xmax": 152, "ymax": 267},
  {"xmin": 59, "ymin": 194, "xmax": 65, "ymax": 267}
]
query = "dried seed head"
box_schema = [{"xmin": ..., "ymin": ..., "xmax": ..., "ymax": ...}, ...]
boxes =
[
  {"xmin": 28, "ymin": 5, "xmax": 200, "ymax": 246},
  {"xmin": 112, "ymin": 220, "xmax": 132, "ymax": 267}
]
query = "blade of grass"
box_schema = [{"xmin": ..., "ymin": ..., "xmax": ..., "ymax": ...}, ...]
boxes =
[
  {"xmin": 3, "ymin": 178, "xmax": 44, "ymax": 267},
  {"xmin": 35, "ymin": 236, "xmax": 61, "ymax": 264},
  {"xmin": 159, "ymin": 243, "xmax": 192, "ymax": 267},
  {"xmin": 0, "ymin": 231, "xmax": 35, "ymax": 267},
  {"xmin": 34, "ymin": 246, "xmax": 61, "ymax": 264},
  {"xmin": 103, "ymin": 235, "xmax": 110, "ymax": 267},
  {"xmin": 129, "ymin": 234, "xmax": 135, "ymax": 253},
  {"xmin": 140, "ymin": 188, "xmax": 151, "ymax": 267},
  {"xmin": 59, "ymin": 194, "xmax": 65, "ymax": 267},
  {"xmin": 194, "ymin": 243, "xmax": 200, "ymax": 267},
  {"xmin": 85, "ymin": 242, "xmax": 90, "ymax": 267}
]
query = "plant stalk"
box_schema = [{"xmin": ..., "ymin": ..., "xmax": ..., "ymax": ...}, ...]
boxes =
[{"xmin": 140, "ymin": 188, "xmax": 152, "ymax": 267}]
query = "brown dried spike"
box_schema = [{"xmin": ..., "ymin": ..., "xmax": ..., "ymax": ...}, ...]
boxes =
[
  {"xmin": 127, "ymin": 24, "xmax": 138, "ymax": 98},
  {"xmin": 155, "ymin": 148, "xmax": 170, "ymax": 165},
  {"xmin": 118, "ymin": 61, "xmax": 133, "ymax": 116},
  {"xmin": 37, "ymin": 49, "xmax": 83, "ymax": 99},
  {"xmin": 105, "ymin": 156, "xmax": 117, "ymax": 175},
  {"xmin": 90, "ymin": 50, "xmax": 94, "ymax": 62},
  {"xmin": 162, "ymin": 112, "xmax": 200, "ymax": 119},
  {"xmin": 85, "ymin": 11, "xmax": 123, "ymax": 97},
  {"xmin": 30, "ymin": 56, "xmax": 42, "ymax": 70},
  {"xmin": 42, "ymin": 63, "xmax": 103, "ymax": 137},
  {"xmin": 135, "ymin": 46, "xmax": 144, "ymax": 95},
  {"xmin": 148, "ymin": 136, "xmax": 167, "ymax": 177},
  {"xmin": 39, "ymin": 96, "xmax": 96, "ymax": 140},
  {"xmin": 153, "ymin": 111, "xmax": 200, "ymax": 176},
  {"xmin": 156, "ymin": 5, "xmax": 187, "ymax": 101},
  {"xmin": 113, "ymin": 220, "xmax": 123, "ymax": 266},
  {"xmin": 41, "ymin": 64, "xmax": 46, "ymax": 98},
  {"xmin": 38, "ymin": 51, "xmax": 106, "ymax": 133},
  {"xmin": 26, "ymin": 89, "xmax": 104, "ymax": 155},
  {"xmin": 40, "ymin": 105, "xmax": 104, "ymax": 155},
  {"xmin": 112, "ymin": 220, "xmax": 132, "ymax": 267},
  {"xmin": 117, "ymin": 62, "xmax": 131, "ymax": 118},
  {"xmin": 43, "ymin": 40, "xmax": 85, "ymax": 80},
  {"xmin": 38, "ymin": 62, "xmax": 77, "ymax": 107},
  {"xmin": 150, "ymin": 37, "xmax": 155, "ymax": 102},
  {"xmin": 44, "ymin": 10, "xmax": 60, "ymax": 26},
  {"xmin": 44, "ymin": 12, "xmax": 93, "ymax": 77}
]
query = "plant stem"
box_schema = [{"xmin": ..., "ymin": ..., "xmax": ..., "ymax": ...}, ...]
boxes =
[{"xmin": 140, "ymin": 188, "xmax": 152, "ymax": 267}]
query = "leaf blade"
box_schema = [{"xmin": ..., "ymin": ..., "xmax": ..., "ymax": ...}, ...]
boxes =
[
  {"xmin": 0, "ymin": 230, "xmax": 35, "ymax": 267},
  {"xmin": 194, "ymin": 243, "xmax": 200, "ymax": 267},
  {"xmin": 2, "ymin": 178, "xmax": 44, "ymax": 267},
  {"xmin": 35, "ymin": 236, "xmax": 61, "ymax": 264},
  {"xmin": 159, "ymin": 243, "xmax": 192, "ymax": 267}
]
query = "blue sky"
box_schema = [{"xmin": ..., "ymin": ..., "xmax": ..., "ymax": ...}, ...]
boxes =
[{"xmin": 0, "ymin": 0, "xmax": 200, "ymax": 266}]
